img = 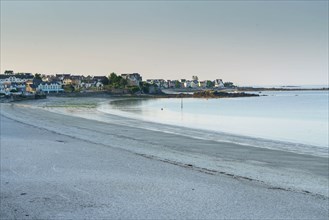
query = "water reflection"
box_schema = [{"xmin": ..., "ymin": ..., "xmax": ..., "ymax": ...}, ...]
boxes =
[
  {"xmin": 103, "ymin": 92, "xmax": 329, "ymax": 148},
  {"xmin": 110, "ymin": 98, "xmax": 149, "ymax": 107}
]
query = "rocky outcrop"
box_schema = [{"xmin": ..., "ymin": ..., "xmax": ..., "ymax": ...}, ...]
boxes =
[{"xmin": 193, "ymin": 90, "xmax": 259, "ymax": 98}]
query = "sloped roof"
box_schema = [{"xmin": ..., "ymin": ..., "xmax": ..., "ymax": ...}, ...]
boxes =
[
  {"xmin": 40, "ymin": 82, "xmax": 61, "ymax": 85},
  {"xmin": 15, "ymin": 75, "xmax": 34, "ymax": 79},
  {"xmin": 93, "ymin": 76, "xmax": 107, "ymax": 79},
  {"xmin": 0, "ymin": 74, "xmax": 33, "ymax": 80},
  {"xmin": 32, "ymin": 79, "xmax": 42, "ymax": 86}
]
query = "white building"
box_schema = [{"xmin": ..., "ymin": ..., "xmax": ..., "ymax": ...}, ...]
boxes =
[
  {"xmin": 146, "ymin": 79, "xmax": 167, "ymax": 88},
  {"xmin": 214, "ymin": 79, "xmax": 224, "ymax": 88},
  {"xmin": 38, "ymin": 82, "xmax": 64, "ymax": 93},
  {"xmin": 0, "ymin": 74, "xmax": 33, "ymax": 84},
  {"xmin": 184, "ymin": 80, "xmax": 192, "ymax": 88},
  {"xmin": 121, "ymin": 73, "xmax": 142, "ymax": 86},
  {"xmin": 95, "ymin": 81, "xmax": 104, "ymax": 90},
  {"xmin": 198, "ymin": 81, "xmax": 207, "ymax": 88},
  {"xmin": 190, "ymin": 80, "xmax": 199, "ymax": 88}
]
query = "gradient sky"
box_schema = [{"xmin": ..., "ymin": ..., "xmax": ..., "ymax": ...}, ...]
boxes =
[{"xmin": 1, "ymin": 1, "xmax": 328, "ymax": 85}]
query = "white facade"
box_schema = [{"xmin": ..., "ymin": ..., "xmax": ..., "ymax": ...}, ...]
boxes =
[
  {"xmin": 95, "ymin": 82, "xmax": 104, "ymax": 89},
  {"xmin": 0, "ymin": 76, "xmax": 30, "ymax": 84},
  {"xmin": 198, "ymin": 81, "xmax": 207, "ymax": 88},
  {"xmin": 214, "ymin": 79, "xmax": 225, "ymax": 88},
  {"xmin": 0, "ymin": 84, "xmax": 25, "ymax": 94},
  {"xmin": 121, "ymin": 73, "xmax": 142, "ymax": 86},
  {"xmin": 190, "ymin": 80, "xmax": 199, "ymax": 88},
  {"xmin": 146, "ymin": 79, "xmax": 167, "ymax": 88},
  {"xmin": 184, "ymin": 80, "xmax": 192, "ymax": 88},
  {"xmin": 38, "ymin": 83, "xmax": 64, "ymax": 93},
  {"xmin": 0, "ymin": 74, "xmax": 33, "ymax": 95},
  {"xmin": 80, "ymin": 82, "xmax": 93, "ymax": 89}
]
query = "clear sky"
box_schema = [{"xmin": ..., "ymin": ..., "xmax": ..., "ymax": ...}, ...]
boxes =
[{"xmin": 1, "ymin": 1, "xmax": 328, "ymax": 85}]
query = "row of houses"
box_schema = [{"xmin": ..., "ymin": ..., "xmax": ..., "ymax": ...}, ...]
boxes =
[
  {"xmin": 0, "ymin": 78, "xmax": 64, "ymax": 95},
  {"xmin": 145, "ymin": 78, "xmax": 225, "ymax": 89},
  {"xmin": 0, "ymin": 74, "xmax": 78, "ymax": 94},
  {"xmin": 0, "ymin": 72, "xmax": 143, "ymax": 94},
  {"xmin": 1, "ymin": 70, "xmax": 228, "ymax": 95}
]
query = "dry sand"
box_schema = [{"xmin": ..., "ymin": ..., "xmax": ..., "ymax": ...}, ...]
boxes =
[{"xmin": 1, "ymin": 100, "xmax": 328, "ymax": 219}]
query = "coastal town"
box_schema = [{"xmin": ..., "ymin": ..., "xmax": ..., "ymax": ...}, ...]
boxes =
[
  {"xmin": 0, "ymin": 70, "xmax": 234, "ymax": 96},
  {"xmin": 2, "ymin": 70, "xmax": 328, "ymax": 102}
]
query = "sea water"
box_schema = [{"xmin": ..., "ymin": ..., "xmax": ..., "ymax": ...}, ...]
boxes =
[{"xmin": 101, "ymin": 91, "xmax": 328, "ymax": 149}]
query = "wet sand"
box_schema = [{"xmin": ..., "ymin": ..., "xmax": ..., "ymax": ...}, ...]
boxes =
[{"xmin": 1, "ymin": 101, "xmax": 328, "ymax": 219}]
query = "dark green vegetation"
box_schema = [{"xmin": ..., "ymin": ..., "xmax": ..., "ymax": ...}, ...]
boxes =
[
  {"xmin": 103, "ymin": 73, "xmax": 160, "ymax": 94},
  {"xmin": 33, "ymin": 73, "xmax": 42, "ymax": 80},
  {"xmin": 138, "ymin": 91, "xmax": 260, "ymax": 99},
  {"xmin": 63, "ymin": 85, "xmax": 75, "ymax": 93},
  {"xmin": 107, "ymin": 72, "xmax": 127, "ymax": 89},
  {"xmin": 193, "ymin": 90, "xmax": 259, "ymax": 98}
]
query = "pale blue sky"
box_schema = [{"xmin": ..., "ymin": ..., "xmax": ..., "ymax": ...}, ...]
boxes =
[{"xmin": 1, "ymin": 1, "xmax": 328, "ymax": 85}]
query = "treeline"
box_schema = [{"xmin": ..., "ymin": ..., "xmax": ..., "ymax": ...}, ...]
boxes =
[
  {"xmin": 103, "ymin": 73, "xmax": 140, "ymax": 93},
  {"xmin": 105, "ymin": 73, "xmax": 128, "ymax": 89},
  {"xmin": 103, "ymin": 73, "xmax": 157, "ymax": 94}
]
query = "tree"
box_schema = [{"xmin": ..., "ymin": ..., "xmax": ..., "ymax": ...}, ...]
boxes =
[
  {"xmin": 109, "ymin": 72, "xmax": 118, "ymax": 84},
  {"xmin": 108, "ymin": 73, "xmax": 128, "ymax": 89},
  {"xmin": 206, "ymin": 81, "xmax": 214, "ymax": 88},
  {"xmin": 119, "ymin": 77, "xmax": 128, "ymax": 88},
  {"xmin": 140, "ymin": 82, "xmax": 150, "ymax": 94},
  {"xmin": 224, "ymin": 82, "xmax": 235, "ymax": 88},
  {"xmin": 63, "ymin": 84, "xmax": 74, "ymax": 93},
  {"xmin": 129, "ymin": 86, "xmax": 140, "ymax": 94},
  {"xmin": 175, "ymin": 81, "xmax": 181, "ymax": 88},
  {"xmin": 34, "ymin": 73, "xmax": 42, "ymax": 80}
]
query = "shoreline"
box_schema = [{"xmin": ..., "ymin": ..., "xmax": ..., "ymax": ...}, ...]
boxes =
[
  {"xmin": 1, "ymin": 100, "xmax": 328, "ymax": 197},
  {"xmin": 53, "ymin": 87, "xmax": 328, "ymax": 99},
  {"xmin": 1, "ymin": 101, "xmax": 328, "ymax": 218},
  {"xmin": 2, "ymin": 87, "xmax": 327, "ymax": 102},
  {"xmin": 24, "ymin": 95, "xmax": 329, "ymax": 156},
  {"xmin": 104, "ymin": 93, "xmax": 328, "ymax": 151}
]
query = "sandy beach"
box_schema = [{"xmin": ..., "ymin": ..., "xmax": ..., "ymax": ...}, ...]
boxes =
[{"xmin": 1, "ymin": 100, "xmax": 328, "ymax": 219}]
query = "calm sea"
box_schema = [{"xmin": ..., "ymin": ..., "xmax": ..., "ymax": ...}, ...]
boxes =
[{"xmin": 99, "ymin": 91, "xmax": 328, "ymax": 154}]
